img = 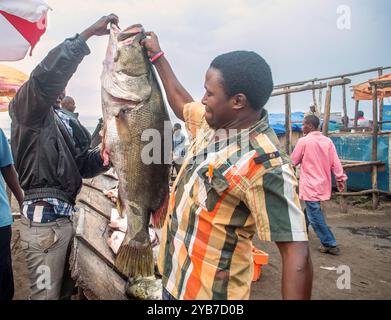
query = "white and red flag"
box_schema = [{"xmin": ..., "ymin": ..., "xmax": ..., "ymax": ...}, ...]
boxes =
[{"xmin": 0, "ymin": 0, "xmax": 50, "ymax": 61}]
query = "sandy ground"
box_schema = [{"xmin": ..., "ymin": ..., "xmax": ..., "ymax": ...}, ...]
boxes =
[{"xmin": 11, "ymin": 195, "xmax": 391, "ymax": 300}]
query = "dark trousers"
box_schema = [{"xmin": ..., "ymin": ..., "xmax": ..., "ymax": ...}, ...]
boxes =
[{"xmin": 0, "ymin": 224, "xmax": 14, "ymax": 300}]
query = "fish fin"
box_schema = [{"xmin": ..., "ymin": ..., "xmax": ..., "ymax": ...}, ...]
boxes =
[
  {"xmin": 115, "ymin": 242, "xmax": 154, "ymax": 277},
  {"xmin": 151, "ymin": 188, "xmax": 169, "ymax": 229}
]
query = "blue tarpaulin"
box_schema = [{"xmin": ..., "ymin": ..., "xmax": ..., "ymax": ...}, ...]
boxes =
[
  {"xmin": 268, "ymin": 111, "xmax": 337, "ymax": 136},
  {"xmin": 269, "ymin": 112, "xmax": 304, "ymax": 136},
  {"xmin": 383, "ymin": 105, "xmax": 391, "ymax": 131},
  {"xmin": 330, "ymin": 134, "xmax": 390, "ymax": 192}
]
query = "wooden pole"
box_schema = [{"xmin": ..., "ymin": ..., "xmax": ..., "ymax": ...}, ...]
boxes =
[
  {"xmin": 274, "ymin": 65, "xmax": 391, "ymax": 90},
  {"xmin": 379, "ymin": 98, "xmax": 384, "ymax": 131},
  {"xmin": 322, "ymin": 85, "xmax": 332, "ymax": 136},
  {"xmin": 318, "ymin": 87, "xmax": 323, "ymax": 115},
  {"xmin": 371, "ymin": 84, "xmax": 379, "ymax": 209},
  {"xmin": 272, "ymin": 78, "xmax": 350, "ymax": 97},
  {"xmin": 378, "ymin": 69, "xmax": 383, "ymax": 131},
  {"xmin": 339, "ymin": 182, "xmax": 348, "ymax": 213},
  {"xmin": 354, "ymin": 100, "xmax": 359, "ymax": 128},
  {"xmin": 284, "ymin": 88, "xmax": 292, "ymax": 154},
  {"xmin": 311, "ymin": 81, "xmax": 317, "ymax": 108},
  {"xmin": 342, "ymin": 80, "xmax": 348, "ymax": 129}
]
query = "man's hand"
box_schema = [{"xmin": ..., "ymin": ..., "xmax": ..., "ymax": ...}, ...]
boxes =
[
  {"xmin": 141, "ymin": 31, "xmax": 162, "ymax": 58},
  {"xmin": 80, "ymin": 14, "xmax": 119, "ymax": 41},
  {"xmin": 337, "ymin": 180, "xmax": 346, "ymax": 193}
]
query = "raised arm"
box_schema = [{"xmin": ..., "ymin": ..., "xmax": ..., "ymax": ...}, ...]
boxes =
[
  {"xmin": 142, "ymin": 32, "xmax": 193, "ymax": 120},
  {"xmin": 9, "ymin": 14, "xmax": 119, "ymax": 127}
]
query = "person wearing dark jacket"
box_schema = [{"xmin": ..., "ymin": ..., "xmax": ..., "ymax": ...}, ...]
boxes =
[{"xmin": 8, "ymin": 14, "xmax": 118, "ymax": 300}]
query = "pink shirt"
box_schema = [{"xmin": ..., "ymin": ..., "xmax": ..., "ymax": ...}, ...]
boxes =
[{"xmin": 291, "ymin": 131, "xmax": 347, "ymax": 201}]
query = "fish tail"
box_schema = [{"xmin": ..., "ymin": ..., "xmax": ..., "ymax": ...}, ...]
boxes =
[
  {"xmin": 115, "ymin": 243, "xmax": 154, "ymax": 277},
  {"xmin": 151, "ymin": 189, "xmax": 169, "ymax": 229}
]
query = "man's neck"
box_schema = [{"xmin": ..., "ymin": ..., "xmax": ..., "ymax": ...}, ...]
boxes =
[{"xmin": 222, "ymin": 111, "xmax": 262, "ymax": 130}]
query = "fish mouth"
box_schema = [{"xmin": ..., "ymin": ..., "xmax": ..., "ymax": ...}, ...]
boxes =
[{"xmin": 117, "ymin": 24, "xmax": 145, "ymax": 44}]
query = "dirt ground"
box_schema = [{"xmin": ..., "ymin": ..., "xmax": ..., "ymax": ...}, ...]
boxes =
[{"xmin": 10, "ymin": 195, "xmax": 391, "ymax": 300}]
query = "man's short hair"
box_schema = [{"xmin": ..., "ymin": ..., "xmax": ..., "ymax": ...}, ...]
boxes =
[
  {"xmin": 210, "ymin": 51, "xmax": 273, "ymax": 111},
  {"xmin": 358, "ymin": 110, "xmax": 364, "ymax": 117},
  {"xmin": 173, "ymin": 123, "xmax": 182, "ymax": 130},
  {"xmin": 304, "ymin": 115, "xmax": 320, "ymax": 129}
]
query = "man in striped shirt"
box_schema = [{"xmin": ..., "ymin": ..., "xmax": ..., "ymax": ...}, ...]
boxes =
[{"xmin": 143, "ymin": 33, "xmax": 313, "ymax": 300}]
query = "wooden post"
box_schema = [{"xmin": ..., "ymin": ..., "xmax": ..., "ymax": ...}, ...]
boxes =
[
  {"xmin": 322, "ymin": 85, "xmax": 332, "ymax": 136},
  {"xmin": 371, "ymin": 84, "xmax": 379, "ymax": 209},
  {"xmin": 354, "ymin": 100, "xmax": 359, "ymax": 128},
  {"xmin": 342, "ymin": 79, "xmax": 348, "ymax": 129},
  {"xmin": 318, "ymin": 87, "xmax": 323, "ymax": 115},
  {"xmin": 378, "ymin": 69, "xmax": 383, "ymax": 131},
  {"xmin": 339, "ymin": 182, "xmax": 348, "ymax": 213},
  {"xmin": 311, "ymin": 81, "xmax": 317, "ymax": 108},
  {"xmin": 284, "ymin": 88, "xmax": 292, "ymax": 154},
  {"xmin": 379, "ymin": 98, "xmax": 384, "ymax": 131}
]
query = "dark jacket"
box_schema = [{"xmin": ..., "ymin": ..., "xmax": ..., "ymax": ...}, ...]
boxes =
[{"xmin": 9, "ymin": 34, "xmax": 108, "ymax": 205}]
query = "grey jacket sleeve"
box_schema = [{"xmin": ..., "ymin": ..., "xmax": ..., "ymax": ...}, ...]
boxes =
[{"xmin": 79, "ymin": 146, "xmax": 110, "ymax": 179}]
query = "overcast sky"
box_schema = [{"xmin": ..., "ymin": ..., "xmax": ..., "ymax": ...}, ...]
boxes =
[{"xmin": 1, "ymin": 0, "xmax": 391, "ymax": 128}]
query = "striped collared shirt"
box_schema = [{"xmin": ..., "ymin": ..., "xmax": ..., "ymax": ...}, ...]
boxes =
[{"xmin": 158, "ymin": 102, "xmax": 308, "ymax": 300}]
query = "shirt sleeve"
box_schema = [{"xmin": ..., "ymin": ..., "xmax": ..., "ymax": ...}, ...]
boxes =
[
  {"xmin": 290, "ymin": 138, "xmax": 304, "ymax": 166},
  {"xmin": 0, "ymin": 129, "xmax": 13, "ymax": 168},
  {"xmin": 245, "ymin": 165, "xmax": 308, "ymax": 242},
  {"xmin": 329, "ymin": 142, "xmax": 347, "ymax": 182},
  {"xmin": 183, "ymin": 102, "xmax": 206, "ymax": 141}
]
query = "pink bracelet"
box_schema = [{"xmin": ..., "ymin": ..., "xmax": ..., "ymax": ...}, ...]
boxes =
[{"xmin": 149, "ymin": 51, "xmax": 164, "ymax": 63}]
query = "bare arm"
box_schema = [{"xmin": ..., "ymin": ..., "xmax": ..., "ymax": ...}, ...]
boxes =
[
  {"xmin": 142, "ymin": 32, "xmax": 193, "ymax": 120},
  {"xmin": 276, "ymin": 241, "xmax": 313, "ymax": 299},
  {"xmin": 1, "ymin": 165, "xmax": 24, "ymax": 209}
]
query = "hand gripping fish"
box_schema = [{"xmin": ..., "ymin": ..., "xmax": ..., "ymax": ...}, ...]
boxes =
[{"xmin": 101, "ymin": 24, "xmax": 170, "ymax": 277}]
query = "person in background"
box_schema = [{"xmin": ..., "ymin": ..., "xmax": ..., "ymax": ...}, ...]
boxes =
[
  {"xmin": 357, "ymin": 110, "xmax": 370, "ymax": 127},
  {"xmin": 0, "ymin": 128, "xmax": 24, "ymax": 300},
  {"xmin": 291, "ymin": 115, "xmax": 347, "ymax": 255},
  {"xmin": 305, "ymin": 104, "xmax": 320, "ymax": 119},
  {"xmin": 172, "ymin": 123, "xmax": 187, "ymax": 175},
  {"xmin": 61, "ymin": 96, "xmax": 77, "ymax": 117}
]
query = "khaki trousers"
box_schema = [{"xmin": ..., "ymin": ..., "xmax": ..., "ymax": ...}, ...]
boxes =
[{"xmin": 19, "ymin": 216, "xmax": 74, "ymax": 300}]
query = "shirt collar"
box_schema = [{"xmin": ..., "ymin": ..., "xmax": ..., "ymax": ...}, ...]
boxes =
[{"xmin": 306, "ymin": 130, "xmax": 322, "ymax": 136}]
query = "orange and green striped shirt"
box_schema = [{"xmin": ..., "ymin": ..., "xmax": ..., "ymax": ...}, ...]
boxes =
[{"xmin": 158, "ymin": 102, "xmax": 307, "ymax": 300}]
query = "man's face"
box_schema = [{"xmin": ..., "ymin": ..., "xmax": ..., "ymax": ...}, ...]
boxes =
[{"xmin": 201, "ymin": 68, "xmax": 234, "ymax": 129}]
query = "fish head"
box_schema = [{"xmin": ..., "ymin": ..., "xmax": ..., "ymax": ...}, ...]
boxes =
[{"xmin": 114, "ymin": 24, "xmax": 149, "ymax": 77}]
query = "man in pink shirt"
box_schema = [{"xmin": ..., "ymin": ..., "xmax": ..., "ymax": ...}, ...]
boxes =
[{"xmin": 291, "ymin": 115, "xmax": 347, "ymax": 255}]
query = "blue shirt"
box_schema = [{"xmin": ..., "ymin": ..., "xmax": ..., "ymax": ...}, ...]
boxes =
[{"xmin": 0, "ymin": 128, "xmax": 14, "ymax": 227}]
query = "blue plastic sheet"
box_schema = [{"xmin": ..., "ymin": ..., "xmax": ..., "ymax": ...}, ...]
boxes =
[{"xmin": 330, "ymin": 134, "xmax": 390, "ymax": 192}]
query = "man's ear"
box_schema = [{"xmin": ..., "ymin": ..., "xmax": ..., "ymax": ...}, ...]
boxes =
[{"xmin": 232, "ymin": 94, "xmax": 247, "ymax": 110}]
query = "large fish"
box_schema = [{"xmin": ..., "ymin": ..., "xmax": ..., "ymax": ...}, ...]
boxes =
[{"xmin": 101, "ymin": 24, "xmax": 170, "ymax": 278}]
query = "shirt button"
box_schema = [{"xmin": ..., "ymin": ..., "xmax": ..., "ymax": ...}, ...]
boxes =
[{"xmin": 44, "ymin": 249, "xmax": 49, "ymax": 253}]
